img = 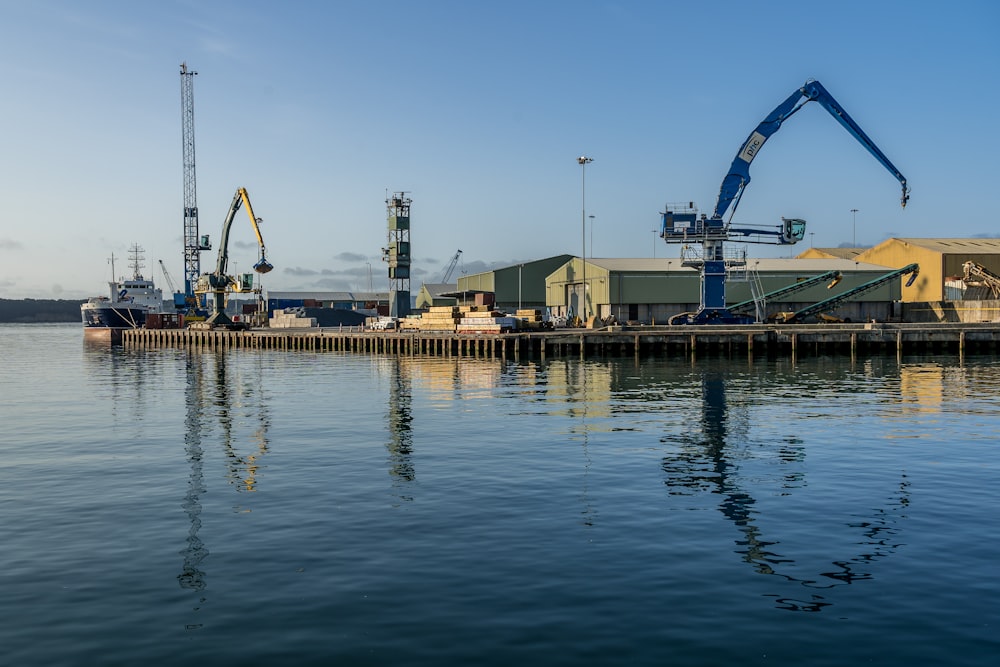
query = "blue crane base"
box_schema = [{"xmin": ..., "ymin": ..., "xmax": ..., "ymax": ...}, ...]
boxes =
[{"xmin": 669, "ymin": 258, "xmax": 755, "ymax": 325}]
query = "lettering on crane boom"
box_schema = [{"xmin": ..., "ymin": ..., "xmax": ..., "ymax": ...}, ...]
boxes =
[{"xmin": 739, "ymin": 131, "xmax": 767, "ymax": 163}]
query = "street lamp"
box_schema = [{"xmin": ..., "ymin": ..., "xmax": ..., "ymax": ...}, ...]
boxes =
[
  {"xmin": 578, "ymin": 156, "xmax": 593, "ymax": 319},
  {"xmin": 589, "ymin": 215, "xmax": 595, "ymax": 259},
  {"xmin": 851, "ymin": 208, "xmax": 859, "ymax": 247},
  {"xmin": 518, "ymin": 263, "xmax": 523, "ymax": 311}
]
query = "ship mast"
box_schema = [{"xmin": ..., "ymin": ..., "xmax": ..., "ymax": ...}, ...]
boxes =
[{"xmin": 128, "ymin": 244, "xmax": 147, "ymax": 280}]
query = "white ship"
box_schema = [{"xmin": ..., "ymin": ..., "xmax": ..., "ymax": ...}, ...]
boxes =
[{"xmin": 81, "ymin": 244, "xmax": 165, "ymax": 339}]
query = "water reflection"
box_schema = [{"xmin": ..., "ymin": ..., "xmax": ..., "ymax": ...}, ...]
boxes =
[
  {"xmin": 82, "ymin": 339, "xmax": 156, "ymax": 422},
  {"xmin": 179, "ymin": 353, "xmax": 208, "ymax": 597},
  {"xmin": 659, "ymin": 364, "xmax": 909, "ymax": 612},
  {"xmin": 177, "ymin": 351, "xmax": 271, "ymax": 623},
  {"xmin": 386, "ymin": 358, "xmax": 415, "ymax": 497}
]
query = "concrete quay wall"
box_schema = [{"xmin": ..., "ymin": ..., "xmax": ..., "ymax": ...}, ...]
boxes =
[{"xmin": 121, "ymin": 322, "xmax": 1000, "ymax": 360}]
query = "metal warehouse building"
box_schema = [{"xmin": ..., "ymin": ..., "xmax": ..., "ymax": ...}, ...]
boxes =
[
  {"xmin": 456, "ymin": 255, "xmax": 575, "ymax": 311},
  {"xmin": 543, "ymin": 258, "xmax": 902, "ymax": 324}
]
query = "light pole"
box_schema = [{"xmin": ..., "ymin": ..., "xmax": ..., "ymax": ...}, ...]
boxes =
[
  {"xmin": 578, "ymin": 156, "xmax": 593, "ymax": 319},
  {"xmin": 518, "ymin": 263, "xmax": 523, "ymax": 311},
  {"xmin": 652, "ymin": 229, "xmax": 657, "ymax": 258},
  {"xmin": 589, "ymin": 215, "xmax": 595, "ymax": 260},
  {"xmin": 851, "ymin": 208, "xmax": 859, "ymax": 247}
]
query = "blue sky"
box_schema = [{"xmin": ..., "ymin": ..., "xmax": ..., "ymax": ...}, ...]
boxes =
[{"xmin": 1, "ymin": 0, "xmax": 997, "ymax": 299}]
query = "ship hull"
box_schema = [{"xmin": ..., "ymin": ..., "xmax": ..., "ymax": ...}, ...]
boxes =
[
  {"xmin": 81, "ymin": 304, "xmax": 149, "ymax": 329},
  {"xmin": 82, "ymin": 326, "xmax": 125, "ymax": 343}
]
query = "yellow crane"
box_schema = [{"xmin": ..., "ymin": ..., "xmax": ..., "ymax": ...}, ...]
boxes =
[{"xmin": 193, "ymin": 187, "xmax": 273, "ymax": 329}]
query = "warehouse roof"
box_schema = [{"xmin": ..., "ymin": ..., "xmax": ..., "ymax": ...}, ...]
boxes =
[
  {"xmin": 879, "ymin": 238, "xmax": 1000, "ymax": 253},
  {"xmin": 583, "ymin": 257, "xmax": 892, "ymax": 273},
  {"xmin": 265, "ymin": 291, "xmax": 389, "ymax": 301},
  {"xmin": 796, "ymin": 247, "xmax": 865, "ymax": 260},
  {"xmin": 419, "ymin": 283, "xmax": 457, "ymax": 297}
]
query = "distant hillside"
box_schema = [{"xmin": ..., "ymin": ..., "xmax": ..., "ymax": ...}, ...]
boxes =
[{"xmin": 0, "ymin": 299, "xmax": 84, "ymax": 323}]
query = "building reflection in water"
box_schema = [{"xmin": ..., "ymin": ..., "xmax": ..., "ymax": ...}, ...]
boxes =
[{"xmin": 660, "ymin": 367, "xmax": 910, "ymax": 613}]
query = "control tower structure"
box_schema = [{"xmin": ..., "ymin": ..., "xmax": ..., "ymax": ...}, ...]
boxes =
[{"xmin": 384, "ymin": 192, "xmax": 412, "ymax": 318}]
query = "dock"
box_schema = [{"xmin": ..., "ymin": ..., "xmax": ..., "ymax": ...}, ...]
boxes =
[{"xmin": 121, "ymin": 322, "xmax": 1000, "ymax": 360}]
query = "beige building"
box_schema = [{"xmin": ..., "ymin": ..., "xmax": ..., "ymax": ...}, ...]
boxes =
[
  {"xmin": 854, "ymin": 238, "xmax": 1000, "ymax": 302},
  {"xmin": 414, "ymin": 283, "xmax": 457, "ymax": 309}
]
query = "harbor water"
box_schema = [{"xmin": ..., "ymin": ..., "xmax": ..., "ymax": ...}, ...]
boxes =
[{"xmin": 2, "ymin": 323, "xmax": 998, "ymax": 666}]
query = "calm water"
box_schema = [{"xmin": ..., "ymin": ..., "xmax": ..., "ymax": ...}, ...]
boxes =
[{"xmin": 2, "ymin": 323, "xmax": 998, "ymax": 666}]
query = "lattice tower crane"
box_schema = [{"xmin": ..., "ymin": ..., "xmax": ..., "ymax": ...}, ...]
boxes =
[{"xmin": 180, "ymin": 63, "xmax": 209, "ymax": 303}]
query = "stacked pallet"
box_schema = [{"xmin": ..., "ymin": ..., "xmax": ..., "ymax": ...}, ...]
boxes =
[{"xmin": 269, "ymin": 308, "xmax": 318, "ymax": 328}]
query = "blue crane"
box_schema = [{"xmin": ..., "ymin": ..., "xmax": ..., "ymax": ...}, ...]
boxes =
[{"xmin": 662, "ymin": 79, "xmax": 909, "ymax": 325}]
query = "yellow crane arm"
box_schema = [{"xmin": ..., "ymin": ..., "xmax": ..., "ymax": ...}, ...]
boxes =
[{"xmin": 237, "ymin": 188, "xmax": 273, "ymax": 274}]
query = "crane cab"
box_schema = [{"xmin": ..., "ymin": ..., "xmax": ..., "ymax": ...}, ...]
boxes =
[{"xmin": 781, "ymin": 218, "xmax": 807, "ymax": 244}]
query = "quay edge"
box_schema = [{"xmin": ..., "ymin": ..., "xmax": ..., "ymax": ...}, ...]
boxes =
[{"xmin": 120, "ymin": 322, "xmax": 1000, "ymax": 359}]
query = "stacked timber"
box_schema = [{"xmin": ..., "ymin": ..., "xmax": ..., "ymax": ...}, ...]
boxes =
[
  {"xmin": 397, "ymin": 305, "xmax": 519, "ymax": 333},
  {"xmin": 418, "ymin": 306, "xmax": 462, "ymax": 332},
  {"xmin": 397, "ymin": 315, "xmax": 422, "ymax": 332},
  {"xmin": 515, "ymin": 309, "xmax": 544, "ymax": 330},
  {"xmin": 456, "ymin": 317, "xmax": 517, "ymax": 333},
  {"xmin": 269, "ymin": 308, "xmax": 318, "ymax": 328},
  {"xmin": 457, "ymin": 305, "xmax": 517, "ymax": 333}
]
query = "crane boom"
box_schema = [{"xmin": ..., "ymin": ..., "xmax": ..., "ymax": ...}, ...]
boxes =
[
  {"xmin": 440, "ymin": 249, "xmax": 462, "ymax": 283},
  {"xmin": 714, "ymin": 79, "xmax": 909, "ymax": 221},
  {"xmin": 214, "ymin": 188, "xmax": 272, "ymax": 277},
  {"xmin": 158, "ymin": 259, "xmax": 180, "ymax": 294}
]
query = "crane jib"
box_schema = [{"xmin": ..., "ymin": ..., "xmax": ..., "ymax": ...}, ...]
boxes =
[{"xmin": 738, "ymin": 131, "xmax": 767, "ymax": 164}]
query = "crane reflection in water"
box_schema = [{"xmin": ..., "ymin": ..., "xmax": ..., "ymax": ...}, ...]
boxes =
[
  {"xmin": 178, "ymin": 351, "xmax": 271, "ymax": 618},
  {"xmin": 660, "ymin": 367, "xmax": 910, "ymax": 613}
]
